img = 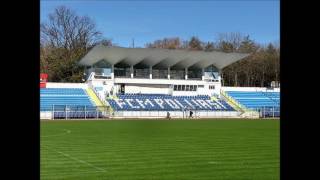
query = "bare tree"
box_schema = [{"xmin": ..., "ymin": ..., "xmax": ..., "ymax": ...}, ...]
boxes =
[
  {"xmin": 145, "ymin": 37, "xmax": 181, "ymax": 49},
  {"xmin": 41, "ymin": 6, "xmax": 102, "ymax": 50},
  {"xmin": 204, "ymin": 42, "xmax": 215, "ymax": 51},
  {"xmin": 40, "ymin": 6, "xmax": 109, "ymax": 82},
  {"xmin": 216, "ymin": 32, "xmax": 249, "ymax": 52},
  {"xmin": 188, "ymin": 36, "xmax": 203, "ymax": 50}
]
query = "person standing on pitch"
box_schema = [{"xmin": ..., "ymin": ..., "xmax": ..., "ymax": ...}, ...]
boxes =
[{"xmin": 189, "ymin": 110, "xmax": 193, "ymax": 118}]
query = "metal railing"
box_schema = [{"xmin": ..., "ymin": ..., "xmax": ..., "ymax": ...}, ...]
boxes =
[
  {"xmin": 248, "ymin": 106, "xmax": 280, "ymax": 118},
  {"xmin": 49, "ymin": 105, "xmax": 110, "ymax": 120},
  {"xmin": 111, "ymin": 109, "xmax": 241, "ymax": 119},
  {"xmin": 41, "ymin": 105, "xmax": 279, "ymax": 119}
]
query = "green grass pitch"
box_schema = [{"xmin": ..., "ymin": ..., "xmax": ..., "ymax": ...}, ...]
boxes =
[{"xmin": 41, "ymin": 119, "xmax": 279, "ymax": 180}]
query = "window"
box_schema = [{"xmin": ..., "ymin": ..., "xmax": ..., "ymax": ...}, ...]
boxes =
[
  {"xmin": 190, "ymin": 85, "xmax": 193, "ymax": 91},
  {"xmin": 209, "ymin": 85, "xmax": 215, "ymax": 89},
  {"xmin": 94, "ymin": 75, "xmax": 111, "ymax": 79},
  {"xmin": 173, "ymin": 84, "xmax": 198, "ymax": 91}
]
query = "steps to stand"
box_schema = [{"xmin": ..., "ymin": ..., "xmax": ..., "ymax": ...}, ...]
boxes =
[
  {"xmin": 220, "ymin": 90, "xmax": 247, "ymax": 113},
  {"xmin": 87, "ymin": 88, "xmax": 116, "ymax": 116},
  {"xmin": 85, "ymin": 88, "xmax": 105, "ymax": 106}
]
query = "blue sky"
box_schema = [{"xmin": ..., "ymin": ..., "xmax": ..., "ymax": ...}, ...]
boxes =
[{"xmin": 41, "ymin": 0, "xmax": 279, "ymax": 47}]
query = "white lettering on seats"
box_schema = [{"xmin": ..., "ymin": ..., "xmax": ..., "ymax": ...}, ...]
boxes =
[
  {"xmin": 214, "ymin": 100, "xmax": 226, "ymax": 109},
  {"xmin": 184, "ymin": 99, "xmax": 195, "ymax": 109},
  {"xmin": 173, "ymin": 99, "xmax": 185, "ymax": 108},
  {"xmin": 164, "ymin": 99, "xmax": 180, "ymax": 109},
  {"xmin": 206, "ymin": 100, "xmax": 222, "ymax": 109},
  {"xmin": 125, "ymin": 99, "xmax": 140, "ymax": 109},
  {"xmin": 197, "ymin": 99, "xmax": 212, "ymax": 109},
  {"xmin": 144, "ymin": 99, "xmax": 154, "ymax": 107},
  {"xmin": 136, "ymin": 99, "xmax": 145, "ymax": 108},
  {"xmin": 154, "ymin": 99, "xmax": 165, "ymax": 109},
  {"xmin": 191, "ymin": 99, "xmax": 203, "ymax": 109},
  {"xmin": 115, "ymin": 99, "xmax": 126, "ymax": 109}
]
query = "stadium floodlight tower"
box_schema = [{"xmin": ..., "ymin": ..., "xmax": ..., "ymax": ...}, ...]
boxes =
[{"xmin": 78, "ymin": 45, "xmax": 249, "ymax": 102}]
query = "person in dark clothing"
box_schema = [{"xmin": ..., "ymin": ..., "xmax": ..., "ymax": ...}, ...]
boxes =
[
  {"xmin": 189, "ymin": 110, "xmax": 193, "ymax": 118},
  {"xmin": 166, "ymin": 111, "xmax": 171, "ymax": 119}
]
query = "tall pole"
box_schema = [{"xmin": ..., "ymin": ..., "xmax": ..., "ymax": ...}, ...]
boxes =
[
  {"xmin": 220, "ymin": 69, "xmax": 224, "ymax": 86},
  {"xmin": 185, "ymin": 68, "xmax": 188, "ymax": 80}
]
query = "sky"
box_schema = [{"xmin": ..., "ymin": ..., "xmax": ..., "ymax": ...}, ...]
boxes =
[{"xmin": 40, "ymin": 0, "xmax": 279, "ymax": 48}]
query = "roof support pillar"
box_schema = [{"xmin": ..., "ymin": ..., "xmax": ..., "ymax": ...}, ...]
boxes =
[
  {"xmin": 219, "ymin": 69, "xmax": 223, "ymax": 86},
  {"xmin": 201, "ymin": 68, "xmax": 205, "ymax": 81},
  {"xmin": 185, "ymin": 68, "xmax": 188, "ymax": 80},
  {"xmin": 130, "ymin": 65, "xmax": 134, "ymax": 78},
  {"xmin": 149, "ymin": 66, "xmax": 152, "ymax": 79},
  {"xmin": 167, "ymin": 67, "xmax": 170, "ymax": 80},
  {"xmin": 111, "ymin": 64, "xmax": 114, "ymax": 79}
]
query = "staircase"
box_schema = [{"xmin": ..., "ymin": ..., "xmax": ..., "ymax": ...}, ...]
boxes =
[
  {"xmin": 220, "ymin": 90, "xmax": 246, "ymax": 113},
  {"xmin": 220, "ymin": 90, "xmax": 259, "ymax": 118},
  {"xmin": 85, "ymin": 88, "xmax": 105, "ymax": 106}
]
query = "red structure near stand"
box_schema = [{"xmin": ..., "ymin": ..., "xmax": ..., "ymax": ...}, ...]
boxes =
[{"xmin": 40, "ymin": 73, "xmax": 48, "ymax": 88}]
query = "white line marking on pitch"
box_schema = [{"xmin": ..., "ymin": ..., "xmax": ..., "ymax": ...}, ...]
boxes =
[{"xmin": 43, "ymin": 145, "xmax": 106, "ymax": 172}]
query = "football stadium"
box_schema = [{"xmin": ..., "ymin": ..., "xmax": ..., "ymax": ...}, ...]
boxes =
[
  {"xmin": 40, "ymin": 45, "xmax": 280, "ymax": 120},
  {"xmin": 41, "ymin": 46, "xmax": 280, "ymax": 180},
  {"xmin": 40, "ymin": 1, "xmax": 279, "ymax": 179}
]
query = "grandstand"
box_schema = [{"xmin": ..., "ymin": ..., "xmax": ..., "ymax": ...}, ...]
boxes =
[
  {"xmin": 40, "ymin": 88, "xmax": 94, "ymax": 111},
  {"xmin": 40, "ymin": 45, "xmax": 280, "ymax": 119},
  {"xmin": 225, "ymin": 91, "xmax": 280, "ymax": 109},
  {"xmin": 222, "ymin": 87, "xmax": 280, "ymax": 117}
]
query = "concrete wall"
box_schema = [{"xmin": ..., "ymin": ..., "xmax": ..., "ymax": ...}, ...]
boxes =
[
  {"xmin": 221, "ymin": 86, "xmax": 280, "ymax": 92},
  {"xmin": 124, "ymin": 84, "xmax": 170, "ymax": 94},
  {"xmin": 46, "ymin": 83, "xmax": 88, "ymax": 89},
  {"xmin": 40, "ymin": 111, "xmax": 52, "ymax": 119},
  {"xmin": 113, "ymin": 111, "xmax": 240, "ymax": 118}
]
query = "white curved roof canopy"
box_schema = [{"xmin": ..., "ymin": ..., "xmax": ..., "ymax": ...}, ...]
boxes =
[{"xmin": 78, "ymin": 45, "xmax": 249, "ymax": 70}]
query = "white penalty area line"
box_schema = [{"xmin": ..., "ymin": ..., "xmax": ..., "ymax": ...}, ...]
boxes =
[{"xmin": 43, "ymin": 145, "xmax": 106, "ymax": 172}]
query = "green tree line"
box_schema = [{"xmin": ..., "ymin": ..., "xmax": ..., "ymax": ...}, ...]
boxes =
[{"xmin": 145, "ymin": 34, "xmax": 279, "ymax": 87}]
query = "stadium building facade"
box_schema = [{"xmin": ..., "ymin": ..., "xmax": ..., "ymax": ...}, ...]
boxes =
[{"xmin": 79, "ymin": 45, "xmax": 248, "ymax": 100}]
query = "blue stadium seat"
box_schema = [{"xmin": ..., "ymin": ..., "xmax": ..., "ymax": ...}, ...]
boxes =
[{"xmin": 40, "ymin": 88, "xmax": 95, "ymax": 111}]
